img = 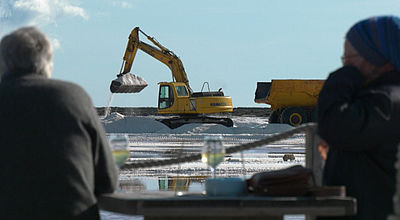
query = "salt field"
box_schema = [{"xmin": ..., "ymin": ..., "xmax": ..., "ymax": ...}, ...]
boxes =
[{"xmin": 100, "ymin": 114, "xmax": 307, "ymax": 220}]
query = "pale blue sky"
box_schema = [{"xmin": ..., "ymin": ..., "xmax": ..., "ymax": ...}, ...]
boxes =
[{"xmin": 1, "ymin": 0, "xmax": 400, "ymax": 107}]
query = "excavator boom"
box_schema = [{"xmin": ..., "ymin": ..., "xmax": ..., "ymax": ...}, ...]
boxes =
[{"xmin": 112, "ymin": 27, "xmax": 190, "ymax": 93}]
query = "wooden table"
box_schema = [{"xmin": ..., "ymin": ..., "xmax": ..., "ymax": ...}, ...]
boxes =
[{"xmin": 99, "ymin": 191, "xmax": 356, "ymax": 220}]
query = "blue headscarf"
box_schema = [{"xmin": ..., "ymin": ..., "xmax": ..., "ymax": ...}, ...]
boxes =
[{"xmin": 346, "ymin": 15, "xmax": 400, "ymax": 71}]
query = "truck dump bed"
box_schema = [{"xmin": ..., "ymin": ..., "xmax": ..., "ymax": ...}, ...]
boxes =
[{"xmin": 255, "ymin": 80, "xmax": 324, "ymax": 110}]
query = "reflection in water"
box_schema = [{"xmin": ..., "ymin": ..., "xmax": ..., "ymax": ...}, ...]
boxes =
[
  {"xmin": 118, "ymin": 176, "xmax": 207, "ymax": 193},
  {"xmin": 158, "ymin": 176, "xmax": 206, "ymax": 191},
  {"xmin": 159, "ymin": 176, "xmax": 190, "ymax": 191},
  {"xmin": 120, "ymin": 179, "xmax": 146, "ymax": 192}
]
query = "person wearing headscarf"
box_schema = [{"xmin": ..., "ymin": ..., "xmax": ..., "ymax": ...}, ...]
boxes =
[{"xmin": 317, "ymin": 16, "xmax": 400, "ymax": 219}]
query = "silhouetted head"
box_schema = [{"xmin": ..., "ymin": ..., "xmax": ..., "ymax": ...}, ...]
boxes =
[{"xmin": 0, "ymin": 26, "xmax": 53, "ymax": 79}]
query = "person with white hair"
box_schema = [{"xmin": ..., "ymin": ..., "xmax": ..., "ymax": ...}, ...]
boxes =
[{"xmin": 0, "ymin": 26, "xmax": 118, "ymax": 219}]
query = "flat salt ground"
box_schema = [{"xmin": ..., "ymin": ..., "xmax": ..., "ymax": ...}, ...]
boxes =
[{"xmin": 102, "ymin": 113, "xmax": 293, "ymax": 134}]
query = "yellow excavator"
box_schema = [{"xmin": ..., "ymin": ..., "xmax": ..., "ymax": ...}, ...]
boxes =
[{"xmin": 110, "ymin": 27, "xmax": 233, "ymax": 128}]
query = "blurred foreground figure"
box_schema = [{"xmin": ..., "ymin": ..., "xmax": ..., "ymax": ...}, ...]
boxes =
[
  {"xmin": 0, "ymin": 27, "xmax": 118, "ymax": 219},
  {"xmin": 317, "ymin": 16, "xmax": 400, "ymax": 220}
]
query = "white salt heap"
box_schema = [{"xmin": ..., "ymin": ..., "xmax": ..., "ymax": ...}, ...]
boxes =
[
  {"xmin": 101, "ymin": 112, "xmax": 125, "ymax": 123},
  {"xmin": 102, "ymin": 114, "xmax": 170, "ymax": 133}
]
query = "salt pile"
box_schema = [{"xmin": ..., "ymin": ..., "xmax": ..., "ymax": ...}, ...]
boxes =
[
  {"xmin": 102, "ymin": 115, "xmax": 170, "ymax": 133},
  {"xmin": 102, "ymin": 114, "xmax": 293, "ymax": 134},
  {"xmin": 101, "ymin": 112, "xmax": 125, "ymax": 123}
]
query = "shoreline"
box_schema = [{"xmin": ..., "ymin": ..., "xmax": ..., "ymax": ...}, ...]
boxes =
[{"xmin": 96, "ymin": 107, "xmax": 271, "ymax": 117}]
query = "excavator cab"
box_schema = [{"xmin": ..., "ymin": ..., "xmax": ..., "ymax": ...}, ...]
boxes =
[
  {"xmin": 157, "ymin": 82, "xmax": 191, "ymax": 114},
  {"xmin": 158, "ymin": 84, "xmax": 174, "ymax": 109}
]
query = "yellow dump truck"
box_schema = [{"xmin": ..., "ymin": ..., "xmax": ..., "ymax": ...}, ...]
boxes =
[{"xmin": 254, "ymin": 80, "xmax": 325, "ymax": 126}]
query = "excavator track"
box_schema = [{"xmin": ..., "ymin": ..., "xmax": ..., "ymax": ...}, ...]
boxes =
[{"xmin": 157, "ymin": 116, "xmax": 233, "ymax": 129}]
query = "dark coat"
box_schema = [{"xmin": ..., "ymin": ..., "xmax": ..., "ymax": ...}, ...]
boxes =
[
  {"xmin": 0, "ymin": 73, "xmax": 118, "ymax": 220},
  {"xmin": 317, "ymin": 66, "xmax": 400, "ymax": 220}
]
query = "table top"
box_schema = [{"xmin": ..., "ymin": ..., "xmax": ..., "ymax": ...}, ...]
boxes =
[{"xmin": 98, "ymin": 191, "xmax": 357, "ymax": 218}]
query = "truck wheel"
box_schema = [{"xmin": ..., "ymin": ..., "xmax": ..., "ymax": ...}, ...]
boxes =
[
  {"xmin": 280, "ymin": 107, "xmax": 307, "ymax": 126},
  {"xmin": 268, "ymin": 110, "xmax": 280, "ymax": 123}
]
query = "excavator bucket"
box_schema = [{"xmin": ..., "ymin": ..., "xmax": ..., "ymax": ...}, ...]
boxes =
[{"xmin": 110, "ymin": 73, "xmax": 148, "ymax": 93}]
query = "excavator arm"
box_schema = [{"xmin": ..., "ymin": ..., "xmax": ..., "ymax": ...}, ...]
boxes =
[{"xmin": 118, "ymin": 27, "xmax": 191, "ymax": 92}]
